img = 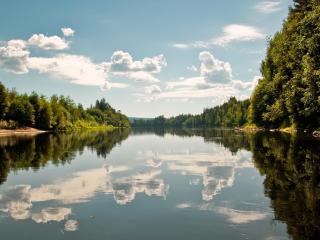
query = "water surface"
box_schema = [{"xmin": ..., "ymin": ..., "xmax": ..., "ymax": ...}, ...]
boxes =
[{"xmin": 0, "ymin": 129, "xmax": 319, "ymax": 239}]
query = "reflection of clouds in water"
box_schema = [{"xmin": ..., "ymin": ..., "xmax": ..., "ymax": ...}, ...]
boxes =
[
  {"xmin": 176, "ymin": 203, "xmax": 192, "ymax": 209},
  {"xmin": 189, "ymin": 178, "xmax": 200, "ymax": 186},
  {"xmin": 32, "ymin": 207, "xmax": 71, "ymax": 223},
  {"xmin": 112, "ymin": 170, "xmax": 168, "ymax": 205},
  {"xmin": 0, "ymin": 165, "xmax": 168, "ymax": 224},
  {"xmin": 176, "ymin": 202, "xmax": 268, "ymax": 224},
  {"xmin": 30, "ymin": 167, "xmax": 112, "ymax": 204},
  {"xmin": 138, "ymin": 151, "xmax": 163, "ymax": 168},
  {"xmin": 0, "ymin": 185, "xmax": 73, "ymax": 225},
  {"xmin": 64, "ymin": 219, "xmax": 79, "ymax": 232},
  {"xmin": 202, "ymin": 166, "xmax": 234, "ymax": 201},
  {"xmin": 213, "ymin": 207, "xmax": 268, "ymax": 224},
  {"xmin": 139, "ymin": 148, "xmax": 251, "ymax": 201},
  {"xmin": 0, "ymin": 185, "xmax": 32, "ymax": 220}
]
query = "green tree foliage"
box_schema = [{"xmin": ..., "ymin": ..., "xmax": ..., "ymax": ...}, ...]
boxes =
[
  {"xmin": 0, "ymin": 81, "xmax": 130, "ymax": 130},
  {"xmin": 249, "ymin": 0, "xmax": 320, "ymax": 129},
  {"xmin": 7, "ymin": 98, "xmax": 35, "ymax": 127},
  {"xmin": 132, "ymin": 97, "xmax": 250, "ymax": 128},
  {"xmin": 0, "ymin": 82, "xmax": 9, "ymax": 119}
]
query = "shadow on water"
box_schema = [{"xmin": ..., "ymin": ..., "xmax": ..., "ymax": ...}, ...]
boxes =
[{"xmin": 0, "ymin": 129, "xmax": 130, "ymax": 185}]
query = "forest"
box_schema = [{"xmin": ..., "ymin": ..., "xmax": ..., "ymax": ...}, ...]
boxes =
[
  {"xmin": 0, "ymin": 81, "xmax": 130, "ymax": 130},
  {"xmin": 132, "ymin": 97, "xmax": 249, "ymax": 128}
]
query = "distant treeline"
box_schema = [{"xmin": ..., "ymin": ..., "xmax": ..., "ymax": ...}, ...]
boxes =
[
  {"xmin": 132, "ymin": 97, "xmax": 249, "ymax": 128},
  {"xmin": 0, "ymin": 81, "xmax": 130, "ymax": 130}
]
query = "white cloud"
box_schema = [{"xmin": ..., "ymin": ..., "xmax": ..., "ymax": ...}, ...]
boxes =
[
  {"xmin": 199, "ymin": 51, "xmax": 232, "ymax": 83},
  {"xmin": 61, "ymin": 27, "xmax": 75, "ymax": 37},
  {"xmin": 145, "ymin": 84, "xmax": 162, "ymax": 95},
  {"xmin": 102, "ymin": 51, "xmax": 167, "ymax": 83},
  {"xmin": 2, "ymin": 31, "xmax": 173, "ymax": 89},
  {"xmin": 0, "ymin": 40, "xmax": 30, "ymax": 74},
  {"xmin": 138, "ymin": 52, "xmax": 258, "ymax": 102},
  {"xmin": 0, "ymin": 29, "xmax": 168, "ymax": 90},
  {"xmin": 172, "ymin": 43, "xmax": 189, "ymax": 49},
  {"xmin": 136, "ymin": 84, "xmax": 162, "ymax": 102},
  {"xmin": 173, "ymin": 24, "xmax": 265, "ymax": 48},
  {"xmin": 28, "ymin": 34, "xmax": 69, "ymax": 50},
  {"xmin": 186, "ymin": 65, "xmax": 198, "ymax": 72},
  {"xmin": 255, "ymin": 1, "xmax": 282, "ymax": 13},
  {"xmin": 214, "ymin": 24, "xmax": 265, "ymax": 46},
  {"xmin": 27, "ymin": 54, "xmax": 108, "ymax": 86}
]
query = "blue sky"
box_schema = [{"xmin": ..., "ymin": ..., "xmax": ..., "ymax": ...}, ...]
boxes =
[{"xmin": 0, "ymin": 0, "xmax": 291, "ymax": 117}]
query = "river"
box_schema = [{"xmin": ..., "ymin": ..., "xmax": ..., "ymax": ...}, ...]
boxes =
[{"xmin": 0, "ymin": 129, "xmax": 319, "ymax": 239}]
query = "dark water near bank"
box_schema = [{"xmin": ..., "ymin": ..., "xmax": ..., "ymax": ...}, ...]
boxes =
[{"xmin": 0, "ymin": 129, "xmax": 319, "ymax": 240}]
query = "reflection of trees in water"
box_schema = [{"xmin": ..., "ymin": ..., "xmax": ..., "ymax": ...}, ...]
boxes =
[
  {"xmin": 132, "ymin": 128, "xmax": 251, "ymax": 154},
  {"xmin": 250, "ymin": 132, "xmax": 320, "ymax": 240},
  {"xmin": 0, "ymin": 129, "xmax": 130, "ymax": 185},
  {"xmin": 134, "ymin": 128, "xmax": 320, "ymax": 239}
]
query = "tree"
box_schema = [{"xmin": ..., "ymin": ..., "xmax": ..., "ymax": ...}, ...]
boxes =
[
  {"xmin": 38, "ymin": 102, "xmax": 53, "ymax": 129},
  {"xmin": 7, "ymin": 99, "xmax": 34, "ymax": 127},
  {"xmin": 249, "ymin": 1, "xmax": 320, "ymax": 129},
  {"xmin": 0, "ymin": 82, "xmax": 8, "ymax": 119}
]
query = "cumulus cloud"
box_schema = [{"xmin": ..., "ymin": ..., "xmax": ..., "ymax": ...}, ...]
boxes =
[
  {"xmin": 135, "ymin": 84, "xmax": 162, "ymax": 102},
  {"xmin": 28, "ymin": 34, "xmax": 69, "ymax": 50},
  {"xmin": 173, "ymin": 24, "xmax": 265, "ymax": 48},
  {"xmin": 27, "ymin": 54, "xmax": 108, "ymax": 86},
  {"xmin": 102, "ymin": 51, "xmax": 167, "ymax": 83},
  {"xmin": 145, "ymin": 84, "xmax": 162, "ymax": 95},
  {"xmin": 61, "ymin": 27, "xmax": 75, "ymax": 37},
  {"xmin": 199, "ymin": 51, "xmax": 232, "ymax": 83},
  {"xmin": 254, "ymin": 1, "xmax": 282, "ymax": 13},
  {"xmin": 137, "ymin": 51, "xmax": 258, "ymax": 102},
  {"xmin": 0, "ymin": 40, "xmax": 30, "ymax": 74},
  {"xmin": 165, "ymin": 52, "xmax": 234, "ymax": 91},
  {"xmin": 0, "ymin": 29, "xmax": 168, "ymax": 89}
]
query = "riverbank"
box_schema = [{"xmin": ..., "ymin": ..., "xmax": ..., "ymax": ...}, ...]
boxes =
[
  {"xmin": 0, "ymin": 127, "xmax": 47, "ymax": 137},
  {"xmin": 234, "ymin": 125, "xmax": 320, "ymax": 138},
  {"xmin": 0, "ymin": 125, "xmax": 126, "ymax": 137}
]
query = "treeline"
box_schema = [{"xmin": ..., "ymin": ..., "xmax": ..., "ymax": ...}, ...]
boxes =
[
  {"xmin": 0, "ymin": 81, "xmax": 130, "ymax": 130},
  {"xmin": 132, "ymin": 97, "xmax": 249, "ymax": 128},
  {"xmin": 249, "ymin": 0, "xmax": 320, "ymax": 129}
]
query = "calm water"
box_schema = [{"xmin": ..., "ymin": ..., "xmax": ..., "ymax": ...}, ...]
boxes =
[{"xmin": 0, "ymin": 129, "xmax": 319, "ymax": 240}]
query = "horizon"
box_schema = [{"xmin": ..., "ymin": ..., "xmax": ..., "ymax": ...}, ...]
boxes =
[{"xmin": 0, "ymin": 0, "xmax": 291, "ymax": 118}]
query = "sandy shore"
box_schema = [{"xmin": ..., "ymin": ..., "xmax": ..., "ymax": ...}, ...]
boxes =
[{"xmin": 0, "ymin": 128, "xmax": 47, "ymax": 137}]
